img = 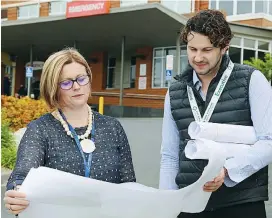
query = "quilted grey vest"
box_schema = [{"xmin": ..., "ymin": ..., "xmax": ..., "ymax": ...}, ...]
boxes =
[{"xmin": 169, "ymin": 55, "xmax": 268, "ymax": 210}]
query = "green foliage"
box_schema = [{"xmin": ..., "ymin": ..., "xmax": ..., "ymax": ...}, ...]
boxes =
[
  {"xmin": 1, "ymin": 124, "xmax": 17, "ymax": 169},
  {"xmin": 244, "ymin": 53, "xmax": 272, "ymax": 82}
]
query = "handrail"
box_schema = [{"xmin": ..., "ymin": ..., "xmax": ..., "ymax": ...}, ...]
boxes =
[{"xmin": 92, "ymin": 92, "xmax": 165, "ymax": 100}]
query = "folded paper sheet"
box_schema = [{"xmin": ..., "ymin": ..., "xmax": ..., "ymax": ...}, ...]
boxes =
[
  {"xmin": 188, "ymin": 121, "xmax": 257, "ymax": 144},
  {"xmin": 20, "ymin": 145, "xmax": 226, "ymax": 218}
]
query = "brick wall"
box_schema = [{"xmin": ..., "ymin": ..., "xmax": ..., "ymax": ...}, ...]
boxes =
[
  {"xmin": 110, "ymin": 0, "xmax": 120, "ymax": 8},
  {"xmin": 89, "ymin": 52, "xmax": 106, "ymax": 91},
  {"xmin": 2, "ymin": 0, "xmax": 28, "ymax": 20},
  {"xmin": 40, "ymin": 2, "xmax": 49, "ymax": 17},
  {"xmin": 15, "ymin": 60, "xmax": 26, "ymax": 94},
  {"xmin": 194, "ymin": 0, "xmax": 209, "ymax": 12},
  {"xmin": 234, "ymin": 18, "xmax": 272, "ymax": 28},
  {"xmin": 7, "ymin": 7, "xmax": 17, "ymax": 20},
  {"xmin": 87, "ymin": 47, "xmax": 167, "ymax": 109},
  {"xmin": 262, "ymin": 19, "xmax": 272, "ymax": 27}
]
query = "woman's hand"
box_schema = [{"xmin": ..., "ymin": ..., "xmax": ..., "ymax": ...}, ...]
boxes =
[{"xmin": 4, "ymin": 188, "xmax": 29, "ymax": 215}]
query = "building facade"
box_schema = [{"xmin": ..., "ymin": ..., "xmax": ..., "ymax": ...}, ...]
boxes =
[{"xmin": 1, "ymin": 0, "xmax": 272, "ymax": 116}]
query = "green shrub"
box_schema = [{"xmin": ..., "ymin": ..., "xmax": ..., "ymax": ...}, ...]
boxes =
[
  {"xmin": 1, "ymin": 124, "xmax": 17, "ymax": 169},
  {"xmin": 244, "ymin": 53, "xmax": 272, "ymax": 83}
]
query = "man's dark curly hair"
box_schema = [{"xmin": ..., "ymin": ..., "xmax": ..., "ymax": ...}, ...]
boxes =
[{"xmin": 181, "ymin": 10, "xmax": 233, "ymax": 49}]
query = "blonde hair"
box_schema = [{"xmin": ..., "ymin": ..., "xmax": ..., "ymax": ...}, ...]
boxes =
[{"xmin": 40, "ymin": 48, "xmax": 92, "ymax": 109}]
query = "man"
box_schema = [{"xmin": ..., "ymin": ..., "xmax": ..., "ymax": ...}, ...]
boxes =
[
  {"xmin": 31, "ymin": 80, "xmax": 40, "ymax": 100},
  {"xmin": 3, "ymin": 74, "xmax": 11, "ymax": 96},
  {"xmin": 17, "ymin": 84, "xmax": 27, "ymax": 98},
  {"xmin": 159, "ymin": 9, "xmax": 272, "ymax": 218}
]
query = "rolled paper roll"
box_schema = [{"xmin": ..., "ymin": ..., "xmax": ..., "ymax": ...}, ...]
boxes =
[{"xmin": 188, "ymin": 121, "xmax": 257, "ymax": 145}]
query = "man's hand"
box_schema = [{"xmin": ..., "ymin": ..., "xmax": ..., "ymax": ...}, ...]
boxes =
[{"xmin": 203, "ymin": 168, "xmax": 227, "ymax": 192}]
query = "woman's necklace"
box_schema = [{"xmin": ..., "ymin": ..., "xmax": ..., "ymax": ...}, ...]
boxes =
[{"xmin": 53, "ymin": 106, "xmax": 96, "ymax": 153}]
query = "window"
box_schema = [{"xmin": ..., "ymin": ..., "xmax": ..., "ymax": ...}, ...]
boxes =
[
  {"xmin": 210, "ymin": 0, "xmax": 216, "ymax": 10},
  {"xmin": 219, "ymin": 1, "xmax": 233, "ymax": 15},
  {"xmin": 237, "ymin": 0, "xmax": 252, "ymax": 15},
  {"xmin": 106, "ymin": 57, "xmax": 116, "ymax": 88},
  {"xmin": 243, "ymin": 49, "xmax": 255, "ymax": 63},
  {"xmin": 106, "ymin": 55, "xmax": 135, "ymax": 89},
  {"xmin": 18, "ymin": 4, "xmax": 39, "ymax": 19},
  {"xmin": 120, "ymin": 0, "xmax": 147, "ymax": 7},
  {"xmin": 258, "ymin": 41, "xmax": 270, "ymax": 50},
  {"xmin": 244, "ymin": 38, "xmax": 255, "ymax": 49},
  {"xmin": 210, "ymin": 0, "xmax": 271, "ymax": 15},
  {"xmin": 210, "ymin": 0, "xmax": 234, "ymax": 15},
  {"xmin": 49, "ymin": 1, "xmax": 66, "ymax": 15},
  {"xmin": 1, "ymin": 9, "xmax": 7, "ymax": 21},
  {"xmin": 229, "ymin": 36, "xmax": 271, "ymax": 64},
  {"xmin": 161, "ymin": 0, "xmax": 191, "ymax": 14},
  {"xmin": 231, "ymin": 36, "xmax": 241, "ymax": 46},
  {"xmin": 229, "ymin": 47, "xmax": 241, "ymax": 64},
  {"xmin": 130, "ymin": 57, "xmax": 136, "ymax": 88},
  {"xmin": 152, "ymin": 46, "xmax": 188, "ymax": 88},
  {"xmin": 180, "ymin": 48, "xmax": 188, "ymax": 72},
  {"xmin": 153, "ymin": 58, "xmax": 163, "ymax": 88},
  {"xmin": 255, "ymin": 0, "xmax": 266, "ymax": 13}
]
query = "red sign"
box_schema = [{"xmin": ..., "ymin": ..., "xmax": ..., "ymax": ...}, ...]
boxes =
[{"xmin": 66, "ymin": 1, "xmax": 110, "ymax": 18}]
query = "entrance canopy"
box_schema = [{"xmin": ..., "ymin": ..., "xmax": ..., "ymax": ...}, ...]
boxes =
[{"xmin": 2, "ymin": 3, "xmax": 188, "ymax": 62}]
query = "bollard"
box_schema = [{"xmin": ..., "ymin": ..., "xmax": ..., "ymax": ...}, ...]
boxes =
[{"xmin": 99, "ymin": 97, "xmax": 104, "ymax": 115}]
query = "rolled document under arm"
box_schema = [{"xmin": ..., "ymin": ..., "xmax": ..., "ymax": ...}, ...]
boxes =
[
  {"xmin": 188, "ymin": 121, "xmax": 257, "ymax": 145},
  {"xmin": 185, "ymin": 139, "xmax": 252, "ymax": 160}
]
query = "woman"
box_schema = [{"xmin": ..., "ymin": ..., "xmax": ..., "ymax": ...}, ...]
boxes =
[{"xmin": 4, "ymin": 48, "xmax": 136, "ymax": 215}]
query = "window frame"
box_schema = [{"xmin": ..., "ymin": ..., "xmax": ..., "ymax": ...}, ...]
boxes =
[
  {"xmin": 49, "ymin": 1, "xmax": 67, "ymax": 16},
  {"xmin": 160, "ymin": 0, "xmax": 192, "ymax": 14},
  {"xmin": 17, "ymin": 4, "xmax": 39, "ymax": 20},
  {"xmin": 209, "ymin": 0, "xmax": 271, "ymax": 17},
  {"xmin": 152, "ymin": 46, "xmax": 188, "ymax": 89},
  {"xmin": 130, "ymin": 57, "xmax": 136, "ymax": 89},
  {"xmin": 229, "ymin": 35, "xmax": 272, "ymax": 64},
  {"xmin": 106, "ymin": 57, "xmax": 116, "ymax": 89}
]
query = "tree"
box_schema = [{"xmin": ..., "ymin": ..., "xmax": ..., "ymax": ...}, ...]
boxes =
[{"xmin": 244, "ymin": 53, "xmax": 272, "ymax": 86}]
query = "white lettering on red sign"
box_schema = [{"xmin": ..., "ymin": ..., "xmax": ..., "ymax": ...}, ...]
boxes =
[{"xmin": 69, "ymin": 3, "xmax": 105, "ymax": 13}]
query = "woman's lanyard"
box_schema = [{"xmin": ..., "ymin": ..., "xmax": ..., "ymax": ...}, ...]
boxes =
[{"xmin": 59, "ymin": 109, "xmax": 95, "ymax": 178}]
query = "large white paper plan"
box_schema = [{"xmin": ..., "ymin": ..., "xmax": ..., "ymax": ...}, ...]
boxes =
[{"xmin": 19, "ymin": 144, "xmax": 226, "ymax": 218}]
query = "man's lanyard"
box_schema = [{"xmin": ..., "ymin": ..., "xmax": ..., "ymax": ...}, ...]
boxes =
[
  {"xmin": 59, "ymin": 109, "xmax": 95, "ymax": 178},
  {"xmin": 187, "ymin": 60, "xmax": 234, "ymax": 122}
]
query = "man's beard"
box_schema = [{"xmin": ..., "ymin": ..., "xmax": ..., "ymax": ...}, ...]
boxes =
[{"xmin": 193, "ymin": 55, "xmax": 222, "ymax": 76}]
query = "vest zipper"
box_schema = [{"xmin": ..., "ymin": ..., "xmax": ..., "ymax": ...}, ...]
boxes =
[
  {"xmin": 190, "ymin": 85, "xmax": 205, "ymax": 115},
  {"xmin": 204, "ymin": 78, "xmax": 217, "ymax": 110}
]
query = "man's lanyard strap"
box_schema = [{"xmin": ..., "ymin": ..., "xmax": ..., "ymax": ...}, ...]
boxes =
[{"xmin": 187, "ymin": 60, "xmax": 234, "ymax": 122}]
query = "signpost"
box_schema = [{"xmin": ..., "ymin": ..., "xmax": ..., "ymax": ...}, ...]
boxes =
[
  {"xmin": 166, "ymin": 55, "xmax": 174, "ymax": 86},
  {"xmin": 26, "ymin": 66, "xmax": 33, "ymax": 97}
]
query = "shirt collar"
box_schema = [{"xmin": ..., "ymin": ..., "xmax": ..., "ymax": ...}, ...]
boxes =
[
  {"xmin": 193, "ymin": 71, "xmax": 202, "ymax": 92},
  {"xmin": 193, "ymin": 70, "xmax": 218, "ymax": 91}
]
